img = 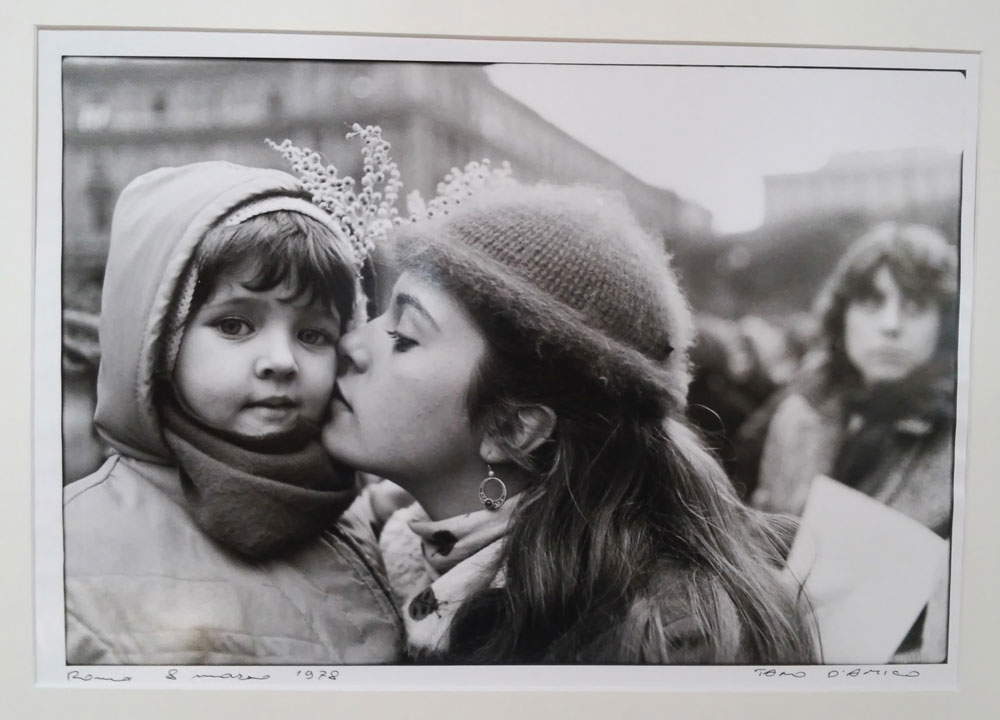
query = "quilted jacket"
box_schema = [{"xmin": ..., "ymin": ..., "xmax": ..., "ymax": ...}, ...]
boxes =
[{"xmin": 63, "ymin": 162, "xmax": 403, "ymax": 665}]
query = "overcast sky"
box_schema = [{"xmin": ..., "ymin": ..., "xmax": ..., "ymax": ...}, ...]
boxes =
[{"xmin": 486, "ymin": 64, "xmax": 970, "ymax": 234}]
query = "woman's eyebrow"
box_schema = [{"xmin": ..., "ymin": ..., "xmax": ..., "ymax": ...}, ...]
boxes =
[{"xmin": 393, "ymin": 292, "xmax": 440, "ymax": 331}]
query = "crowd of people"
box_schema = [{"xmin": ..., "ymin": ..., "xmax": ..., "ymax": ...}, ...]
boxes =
[{"xmin": 61, "ymin": 125, "xmax": 958, "ymax": 666}]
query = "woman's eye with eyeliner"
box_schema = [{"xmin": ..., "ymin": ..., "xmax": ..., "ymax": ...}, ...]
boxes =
[
  {"xmin": 216, "ymin": 317, "xmax": 253, "ymax": 337},
  {"xmin": 387, "ymin": 330, "xmax": 417, "ymax": 352}
]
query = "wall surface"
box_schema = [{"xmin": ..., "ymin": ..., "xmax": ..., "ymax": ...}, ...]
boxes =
[{"xmin": 3, "ymin": 1, "xmax": 998, "ymax": 718}]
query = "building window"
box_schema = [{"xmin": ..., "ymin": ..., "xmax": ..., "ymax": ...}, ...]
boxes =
[
  {"xmin": 267, "ymin": 89, "xmax": 283, "ymax": 117},
  {"xmin": 77, "ymin": 95, "xmax": 111, "ymax": 131},
  {"xmin": 151, "ymin": 92, "xmax": 168, "ymax": 117},
  {"xmin": 86, "ymin": 161, "xmax": 114, "ymax": 232},
  {"xmin": 350, "ymin": 75, "xmax": 374, "ymax": 99}
]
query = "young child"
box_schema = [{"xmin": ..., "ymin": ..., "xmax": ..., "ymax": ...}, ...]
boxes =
[{"xmin": 63, "ymin": 160, "xmax": 402, "ymax": 665}]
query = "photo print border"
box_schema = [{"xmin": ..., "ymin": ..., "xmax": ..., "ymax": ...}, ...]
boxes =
[{"xmin": 34, "ymin": 27, "xmax": 979, "ymax": 690}]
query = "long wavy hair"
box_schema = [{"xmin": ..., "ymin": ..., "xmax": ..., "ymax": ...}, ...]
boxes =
[
  {"xmin": 787, "ymin": 223, "xmax": 959, "ymax": 501},
  {"xmin": 422, "ymin": 276, "xmax": 818, "ymax": 664}
]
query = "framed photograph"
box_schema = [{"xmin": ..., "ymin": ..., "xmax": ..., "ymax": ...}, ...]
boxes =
[{"xmin": 34, "ymin": 28, "xmax": 978, "ymax": 691}]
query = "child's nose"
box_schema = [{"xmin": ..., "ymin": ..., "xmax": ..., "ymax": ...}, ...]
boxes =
[
  {"xmin": 254, "ymin": 334, "xmax": 298, "ymax": 379},
  {"xmin": 337, "ymin": 326, "xmax": 371, "ymax": 375}
]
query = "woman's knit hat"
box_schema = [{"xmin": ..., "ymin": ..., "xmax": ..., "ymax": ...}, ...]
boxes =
[{"xmin": 391, "ymin": 183, "xmax": 695, "ymax": 412}]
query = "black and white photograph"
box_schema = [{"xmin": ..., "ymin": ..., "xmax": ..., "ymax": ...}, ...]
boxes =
[{"xmin": 33, "ymin": 29, "xmax": 977, "ymax": 690}]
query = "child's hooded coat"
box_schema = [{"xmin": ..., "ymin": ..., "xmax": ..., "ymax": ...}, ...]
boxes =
[{"xmin": 64, "ymin": 162, "xmax": 402, "ymax": 665}]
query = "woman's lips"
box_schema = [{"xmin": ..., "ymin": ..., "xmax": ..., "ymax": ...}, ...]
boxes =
[{"xmin": 869, "ymin": 347, "xmax": 912, "ymax": 364}]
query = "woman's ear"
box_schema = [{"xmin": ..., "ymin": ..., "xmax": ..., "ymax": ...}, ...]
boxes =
[{"xmin": 480, "ymin": 404, "xmax": 556, "ymax": 464}]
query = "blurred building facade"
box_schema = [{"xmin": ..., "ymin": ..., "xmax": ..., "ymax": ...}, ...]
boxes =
[
  {"xmin": 63, "ymin": 58, "xmax": 711, "ymax": 273},
  {"xmin": 763, "ymin": 148, "xmax": 961, "ymax": 231},
  {"xmin": 681, "ymin": 147, "xmax": 962, "ymax": 321}
]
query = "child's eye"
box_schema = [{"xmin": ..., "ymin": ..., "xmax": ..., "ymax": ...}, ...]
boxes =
[
  {"xmin": 387, "ymin": 330, "xmax": 418, "ymax": 352},
  {"xmin": 216, "ymin": 317, "xmax": 253, "ymax": 337},
  {"xmin": 299, "ymin": 328, "xmax": 334, "ymax": 347}
]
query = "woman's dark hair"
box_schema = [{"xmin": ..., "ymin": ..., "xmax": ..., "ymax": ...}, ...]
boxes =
[
  {"xmin": 814, "ymin": 222, "xmax": 958, "ymax": 392},
  {"xmin": 431, "ymin": 278, "xmax": 817, "ymax": 664}
]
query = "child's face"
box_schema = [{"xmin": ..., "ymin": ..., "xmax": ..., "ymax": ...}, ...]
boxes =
[{"xmin": 173, "ymin": 269, "xmax": 341, "ymax": 437}]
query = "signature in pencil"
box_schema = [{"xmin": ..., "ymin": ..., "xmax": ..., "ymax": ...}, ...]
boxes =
[{"xmin": 66, "ymin": 670, "xmax": 132, "ymax": 682}]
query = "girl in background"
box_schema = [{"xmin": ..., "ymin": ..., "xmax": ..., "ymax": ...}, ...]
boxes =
[
  {"xmin": 752, "ymin": 222, "xmax": 957, "ymax": 662},
  {"xmin": 753, "ymin": 223, "xmax": 957, "ymax": 536}
]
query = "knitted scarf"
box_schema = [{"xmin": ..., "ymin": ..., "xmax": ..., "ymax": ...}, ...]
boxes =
[
  {"xmin": 160, "ymin": 395, "xmax": 357, "ymax": 559},
  {"xmin": 831, "ymin": 368, "xmax": 954, "ymax": 490},
  {"xmin": 379, "ymin": 498, "xmax": 519, "ymax": 656}
]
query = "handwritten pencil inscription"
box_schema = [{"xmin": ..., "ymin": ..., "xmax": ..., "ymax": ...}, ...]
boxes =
[
  {"xmin": 66, "ymin": 670, "xmax": 132, "ymax": 682},
  {"xmin": 753, "ymin": 667, "xmax": 922, "ymax": 681}
]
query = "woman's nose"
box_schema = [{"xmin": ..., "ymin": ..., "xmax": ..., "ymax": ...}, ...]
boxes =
[
  {"xmin": 253, "ymin": 332, "xmax": 298, "ymax": 379},
  {"xmin": 337, "ymin": 326, "xmax": 371, "ymax": 375},
  {"xmin": 878, "ymin": 298, "xmax": 903, "ymax": 335}
]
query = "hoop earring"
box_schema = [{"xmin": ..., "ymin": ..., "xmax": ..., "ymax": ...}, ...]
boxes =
[{"xmin": 478, "ymin": 465, "xmax": 507, "ymax": 511}]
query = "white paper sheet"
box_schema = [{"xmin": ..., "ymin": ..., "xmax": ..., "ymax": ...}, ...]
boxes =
[{"xmin": 787, "ymin": 476, "xmax": 950, "ymax": 664}]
